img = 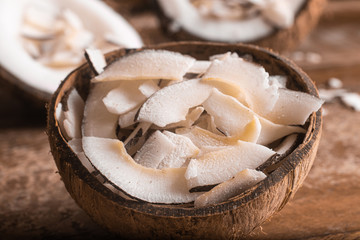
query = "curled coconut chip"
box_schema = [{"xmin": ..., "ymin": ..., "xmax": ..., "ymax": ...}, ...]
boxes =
[{"xmin": 56, "ymin": 49, "xmax": 323, "ymax": 206}]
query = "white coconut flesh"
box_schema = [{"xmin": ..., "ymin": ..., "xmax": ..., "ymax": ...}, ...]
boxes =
[
  {"xmin": 202, "ymin": 56, "xmax": 279, "ymax": 116},
  {"xmin": 162, "ymin": 106, "xmax": 204, "ymax": 130},
  {"xmin": 203, "ymin": 88, "xmax": 305, "ymax": 145},
  {"xmin": 102, "ymin": 80, "xmax": 150, "ymax": 115},
  {"xmin": 185, "ymin": 140, "xmax": 275, "ymax": 189},
  {"xmin": 157, "ymin": 0, "xmax": 306, "ymax": 42},
  {"xmin": 56, "ymin": 49, "xmax": 322, "ymax": 205},
  {"xmin": 84, "ymin": 48, "xmax": 107, "ymax": 75},
  {"xmin": 82, "ymin": 137, "xmax": 201, "ymax": 203},
  {"xmin": 94, "ymin": 50, "xmax": 196, "ymax": 82},
  {"xmin": 137, "ymin": 79, "xmax": 214, "ymax": 127},
  {"xmin": 134, "ymin": 130, "xmax": 176, "ymax": 169},
  {"xmin": 194, "ymin": 169, "xmax": 266, "ymax": 207},
  {"xmin": 0, "ymin": 0, "xmax": 143, "ymax": 96},
  {"xmin": 265, "ymin": 88, "xmax": 325, "ymax": 125}
]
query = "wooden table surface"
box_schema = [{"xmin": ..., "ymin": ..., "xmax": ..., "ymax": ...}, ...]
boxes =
[{"xmin": 1, "ymin": 0, "xmax": 360, "ymax": 239}]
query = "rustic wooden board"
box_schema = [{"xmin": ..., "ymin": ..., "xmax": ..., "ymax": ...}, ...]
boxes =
[{"xmin": 1, "ymin": 0, "xmax": 360, "ymax": 239}]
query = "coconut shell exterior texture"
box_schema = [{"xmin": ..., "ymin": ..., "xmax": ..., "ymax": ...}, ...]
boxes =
[
  {"xmin": 47, "ymin": 42, "xmax": 322, "ymax": 239},
  {"xmin": 155, "ymin": 0, "xmax": 327, "ymax": 53}
]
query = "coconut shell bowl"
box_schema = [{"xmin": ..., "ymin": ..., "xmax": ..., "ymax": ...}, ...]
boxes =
[{"xmin": 47, "ymin": 42, "xmax": 322, "ymax": 239}]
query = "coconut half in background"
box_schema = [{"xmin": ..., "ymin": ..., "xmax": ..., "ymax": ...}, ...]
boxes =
[
  {"xmin": 155, "ymin": 0, "xmax": 327, "ymax": 52},
  {"xmin": 0, "ymin": 0, "xmax": 143, "ymax": 105}
]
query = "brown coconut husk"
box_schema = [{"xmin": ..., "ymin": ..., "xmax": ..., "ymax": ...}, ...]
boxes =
[
  {"xmin": 155, "ymin": 0, "xmax": 327, "ymax": 53},
  {"xmin": 47, "ymin": 42, "xmax": 322, "ymax": 239}
]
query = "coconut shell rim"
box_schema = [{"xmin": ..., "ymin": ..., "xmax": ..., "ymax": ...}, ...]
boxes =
[{"xmin": 47, "ymin": 41, "xmax": 322, "ymax": 218}]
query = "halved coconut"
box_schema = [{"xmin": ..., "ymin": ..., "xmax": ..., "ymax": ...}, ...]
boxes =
[
  {"xmin": 0, "ymin": 0, "xmax": 143, "ymax": 104},
  {"xmin": 47, "ymin": 42, "xmax": 322, "ymax": 239},
  {"xmin": 155, "ymin": 0, "xmax": 327, "ymax": 52}
]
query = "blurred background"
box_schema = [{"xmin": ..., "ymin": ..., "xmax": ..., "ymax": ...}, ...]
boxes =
[{"xmin": 0, "ymin": 0, "xmax": 359, "ymax": 239}]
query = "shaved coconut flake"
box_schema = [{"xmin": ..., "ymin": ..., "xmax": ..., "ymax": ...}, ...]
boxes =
[
  {"xmin": 176, "ymin": 126, "xmax": 238, "ymax": 148},
  {"xmin": 274, "ymin": 134, "xmax": 298, "ymax": 155},
  {"xmin": 318, "ymin": 88, "xmax": 347, "ymax": 102},
  {"xmin": 63, "ymin": 89, "xmax": 84, "ymax": 140},
  {"xmin": 68, "ymin": 138, "xmax": 95, "ymax": 172},
  {"xmin": 124, "ymin": 122, "xmax": 152, "ymax": 156},
  {"xmin": 65, "ymin": 29, "xmax": 94, "ymax": 52},
  {"xmin": 94, "ymin": 50, "xmax": 196, "ymax": 82},
  {"xmin": 103, "ymin": 81, "xmax": 148, "ymax": 115},
  {"xmin": 82, "ymin": 137, "xmax": 200, "ymax": 203},
  {"xmin": 62, "ymin": 8, "xmax": 83, "ymax": 30},
  {"xmin": 23, "ymin": 41, "xmax": 40, "ymax": 58},
  {"xmin": 202, "ymin": 56, "xmax": 279, "ymax": 116},
  {"xmin": 164, "ymin": 106, "xmax": 204, "ymax": 129},
  {"xmin": 134, "ymin": 130, "xmax": 175, "ymax": 168},
  {"xmin": 137, "ymin": 79, "xmax": 213, "ymax": 127},
  {"xmin": 158, "ymin": 131, "xmax": 200, "ymax": 169},
  {"xmin": 264, "ymin": 88, "xmax": 324, "ymax": 125},
  {"xmin": 67, "ymin": 138, "xmax": 83, "ymax": 154},
  {"xmin": 56, "ymin": 102, "xmax": 68, "ymax": 139},
  {"xmin": 84, "ymin": 48, "xmax": 106, "ymax": 75},
  {"xmin": 257, "ymin": 117, "xmax": 305, "ymax": 145},
  {"xmin": 209, "ymin": 52, "xmax": 239, "ymax": 61},
  {"xmin": 202, "ymin": 88, "xmax": 254, "ymax": 137},
  {"xmin": 194, "ymin": 169, "xmax": 266, "ymax": 207},
  {"xmin": 23, "ymin": 2, "xmax": 59, "ymax": 31},
  {"xmin": 118, "ymin": 107, "xmax": 138, "ymax": 128},
  {"xmin": 328, "ymin": 77, "xmax": 343, "ymax": 89},
  {"xmin": 21, "ymin": 25, "xmax": 56, "ymax": 40},
  {"xmin": 240, "ymin": 116, "xmax": 262, "ymax": 143},
  {"xmin": 185, "ymin": 141, "xmax": 275, "ymax": 189},
  {"xmin": 138, "ymin": 80, "xmax": 160, "ymax": 98},
  {"xmin": 42, "ymin": 51, "xmax": 82, "ymax": 68},
  {"xmin": 340, "ymin": 92, "xmax": 360, "ymax": 111},
  {"xmin": 82, "ymin": 82, "xmax": 120, "ymax": 139},
  {"xmin": 188, "ymin": 60, "xmax": 211, "ymax": 74},
  {"xmin": 269, "ymin": 75, "xmax": 287, "ymax": 89},
  {"xmin": 203, "ymin": 88, "xmax": 297, "ymax": 144}
]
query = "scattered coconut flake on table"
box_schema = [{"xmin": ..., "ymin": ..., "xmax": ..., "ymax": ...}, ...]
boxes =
[
  {"xmin": 328, "ymin": 77, "xmax": 343, "ymax": 89},
  {"xmin": 340, "ymin": 93, "xmax": 360, "ymax": 111},
  {"xmin": 319, "ymin": 77, "xmax": 360, "ymax": 112},
  {"xmin": 290, "ymin": 51, "xmax": 322, "ymax": 64},
  {"xmin": 61, "ymin": 49, "xmax": 323, "ymax": 205}
]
